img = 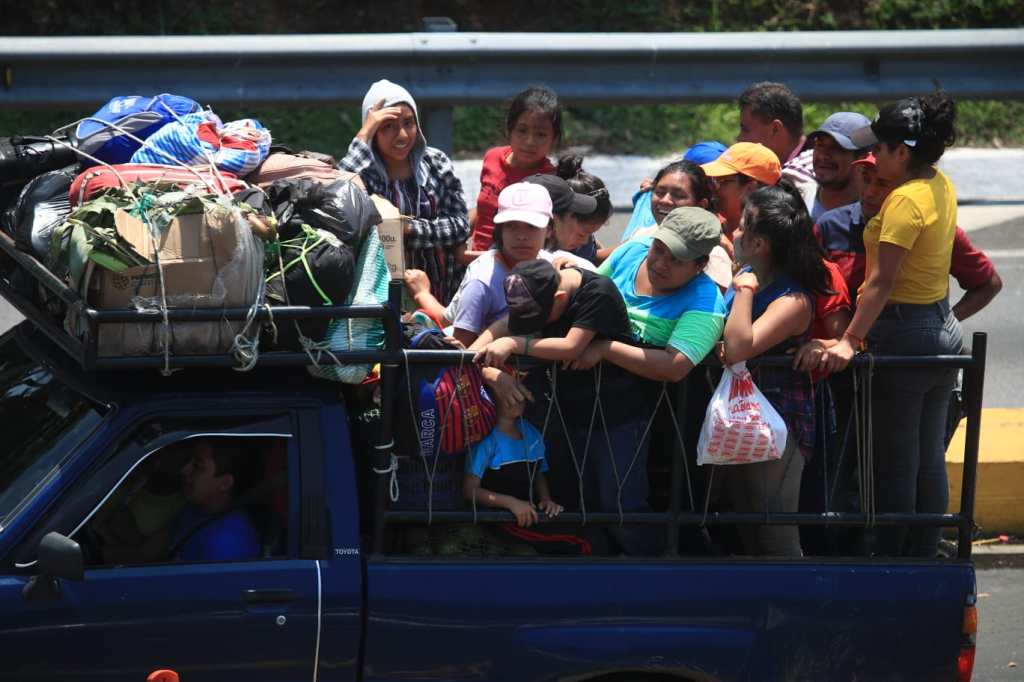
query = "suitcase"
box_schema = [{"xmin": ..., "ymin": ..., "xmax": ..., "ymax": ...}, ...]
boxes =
[{"xmin": 69, "ymin": 164, "xmax": 246, "ymax": 206}]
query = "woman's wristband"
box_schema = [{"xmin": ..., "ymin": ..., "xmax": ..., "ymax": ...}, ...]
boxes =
[
  {"xmin": 735, "ymin": 284, "xmax": 757, "ymax": 294},
  {"xmin": 843, "ymin": 330, "xmax": 864, "ymax": 348}
]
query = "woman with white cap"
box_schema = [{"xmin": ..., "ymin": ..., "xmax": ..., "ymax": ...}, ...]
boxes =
[{"xmin": 340, "ymin": 79, "xmax": 470, "ymax": 305}]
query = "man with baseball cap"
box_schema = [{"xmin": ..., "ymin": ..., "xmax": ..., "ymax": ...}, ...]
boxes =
[
  {"xmin": 807, "ymin": 112, "xmax": 872, "ymax": 221},
  {"xmin": 701, "ymin": 142, "xmax": 782, "ymax": 243}
]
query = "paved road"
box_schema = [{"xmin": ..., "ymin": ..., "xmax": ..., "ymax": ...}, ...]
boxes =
[
  {"xmin": 976, "ymin": 568, "xmax": 1024, "ymax": 682},
  {"xmin": 950, "ymin": 218, "xmax": 1024, "ymax": 408}
]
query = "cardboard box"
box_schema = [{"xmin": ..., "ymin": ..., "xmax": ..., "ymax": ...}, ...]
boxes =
[
  {"xmin": 370, "ymin": 195, "xmax": 407, "ymax": 280},
  {"xmin": 85, "ymin": 206, "xmax": 252, "ymax": 357}
]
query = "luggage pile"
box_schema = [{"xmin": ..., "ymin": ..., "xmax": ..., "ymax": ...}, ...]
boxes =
[{"xmin": 0, "ymin": 93, "xmax": 390, "ymax": 380}]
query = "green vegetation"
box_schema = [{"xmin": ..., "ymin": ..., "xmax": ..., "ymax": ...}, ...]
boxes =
[
  {"xmin": 2, "ymin": 0, "xmax": 1021, "ymax": 155},
  {"xmin": 7, "ymin": 99, "xmax": 1020, "ymax": 159}
]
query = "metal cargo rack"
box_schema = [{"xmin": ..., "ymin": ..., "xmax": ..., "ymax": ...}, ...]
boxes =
[{"xmin": 0, "ymin": 228, "xmax": 988, "ymax": 561}]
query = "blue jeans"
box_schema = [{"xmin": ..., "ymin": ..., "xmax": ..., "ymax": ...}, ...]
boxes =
[{"xmin": 867, "ymin": 299, "xmax": 963, "ymax": 557}]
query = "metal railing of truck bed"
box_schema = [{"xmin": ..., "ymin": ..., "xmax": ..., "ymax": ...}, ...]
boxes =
[{"xmin": 0, "ymin": 231, "xmax": 988, "ymax": 561}]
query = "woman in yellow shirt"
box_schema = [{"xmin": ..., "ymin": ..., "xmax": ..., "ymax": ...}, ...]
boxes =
[{"xmin": 821, "ymin": 92, "xmax": 963, "ymax": 558}]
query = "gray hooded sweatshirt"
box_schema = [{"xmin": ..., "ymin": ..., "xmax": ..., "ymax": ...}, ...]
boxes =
[{"xmin": 341, "ymin": 79, "xmax": 469, "ymax": 304}]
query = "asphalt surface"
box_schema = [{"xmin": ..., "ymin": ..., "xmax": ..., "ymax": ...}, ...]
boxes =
[
  {"xmin": 976, "ymin": 568, "xmax": 1024, "ymax": 682},
  {"xmin": 949, "ymin": 218, "xmax": 1024, "ymax": 408}
]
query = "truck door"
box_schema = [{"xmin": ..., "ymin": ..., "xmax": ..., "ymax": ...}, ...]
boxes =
[{"xmin": 0, "ymin": 414, "xmax": 324, "ymax": 682}]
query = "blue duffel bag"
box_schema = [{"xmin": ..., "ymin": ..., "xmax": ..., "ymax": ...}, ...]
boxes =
[{"xmin": 71, "ymin": 93, "xmax": 201, "ymax": 165}]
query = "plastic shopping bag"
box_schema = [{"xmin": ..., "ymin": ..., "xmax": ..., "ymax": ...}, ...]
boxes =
[{"xmin": 697, "ymin": 361, "xmax": 788, "ymax": 466}]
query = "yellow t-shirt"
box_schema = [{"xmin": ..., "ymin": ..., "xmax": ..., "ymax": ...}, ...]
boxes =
[{"xmin": 861, "ymin": 168, "xmax": 956, "ymax": 304}]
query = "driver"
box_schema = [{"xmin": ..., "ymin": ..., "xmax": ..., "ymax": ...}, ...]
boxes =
[{"xmin": 168, "ymin": 438, "xmax": 260, "ymax": 562}]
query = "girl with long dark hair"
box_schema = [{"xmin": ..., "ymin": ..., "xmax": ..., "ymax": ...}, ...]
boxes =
[{"xmin": 721, "ymin": 181, "xmax": 831, "ymax": 556}]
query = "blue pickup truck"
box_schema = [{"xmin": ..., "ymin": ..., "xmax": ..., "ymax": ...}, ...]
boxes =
[{"xmin": 0, "ymin": 229, "xmax": 985, "ymax": 681}]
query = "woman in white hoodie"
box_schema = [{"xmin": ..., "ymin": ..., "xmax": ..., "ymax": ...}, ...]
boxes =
[{"xmin": 341, "ymin": 79, "xmax": 471, "ymax": 305}]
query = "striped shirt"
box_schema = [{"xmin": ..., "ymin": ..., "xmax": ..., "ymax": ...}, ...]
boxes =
[{"xmin": 782, "ymin": 143, "xmax": 818, "ymax": 213}]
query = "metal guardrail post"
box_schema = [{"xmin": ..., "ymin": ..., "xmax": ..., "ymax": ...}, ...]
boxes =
[
  {"xmin": 420, "ymin": 17, "xmax": 457, "ymax": 156},
  {"xmin": 958, "ymin": 332, "xmax": 987, "ymax": 560}
]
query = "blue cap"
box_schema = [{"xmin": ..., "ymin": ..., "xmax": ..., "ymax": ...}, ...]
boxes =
[
  {"xmin": 682, "ymin": 141, "xmax": 727, "ymax": 165},
  {"xmin": 809, "ymin": 112, "xmax": 873, "ymax": 151}
]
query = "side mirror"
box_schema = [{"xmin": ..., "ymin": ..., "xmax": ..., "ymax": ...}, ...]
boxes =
[{"xmin": 22, "ymin": 532, "xmax": 84, "ymax": 601}]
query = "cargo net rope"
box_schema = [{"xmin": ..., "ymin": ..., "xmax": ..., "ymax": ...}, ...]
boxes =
[
  {"xmin": 376, "ymin": 354, "xmax": 882, "ymax": 531},
  {"xmin": 45, "ymin": 109, "xmax": 273, "ymax": 374}
]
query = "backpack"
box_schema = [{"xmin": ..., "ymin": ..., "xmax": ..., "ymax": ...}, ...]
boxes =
[
  {"xmin": 395, "ymin": 327, "xmax": 497, "ymax": 457},
  {"xmin": 72, "ymin": 94, "xmax": 201, "ymax": 165}
]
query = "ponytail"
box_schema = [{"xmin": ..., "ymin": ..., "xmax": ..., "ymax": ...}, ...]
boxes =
[
  {"xmin": 556, "ymin": 154, "xmax": 613, "ymax": 225},
  {"xmin": 743, "ymin": 181, "xmax": 830, "ymax": 296},
  {"xmin": 873, "ymin": 90, "xmax": 957, "ymax": 168}
]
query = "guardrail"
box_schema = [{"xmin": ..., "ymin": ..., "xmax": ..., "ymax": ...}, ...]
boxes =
[{"xmin": 2, "ymin": 29, "xmax": 1023, "ymax": 152}]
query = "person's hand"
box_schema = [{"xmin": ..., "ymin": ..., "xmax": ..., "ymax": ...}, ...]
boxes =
[
  {"xmin": 732, "ymin": 270, "xmax": 759, "ymax": 292},
  {"xmin": 443, "ymin": 336, "xmax": 466, "ymax": 350},
  {"xmin": 482, "ymin": 367, "xmax": 534, "ymax": 412},
  {"xmin": 356, "ymin": 98, "xmax": 404, "ymax": 143},
  {"xmin": 403, "ymin": 269, "xmax": 431, "ymax": 297},
  {"xmin": 538, "ymin": 499, "xmax": 563, "ymax": 518},
  {"xmin": 821, "ymin": 337, "xmax": 857, "ymax": 374},
  {"xmin": 639, "ymin": 177, "xmax": 653, "ymax": 192},
  {"xmin": 790, "ymin": 339, "xmax": 828, "ymax": 372},
  {"xmin": 719, "ymin": 234, "xmax": 735, "ymax": 260},
  {"xmin": 509, "ymin": 499, "xmax": 539, "ymax": 527},
  {"xmin": 567, "ymin": 340, "xmax": 607, "ymax": 371},
  {"xmin": 716, "ymin": 340, "xmax": 727, "ymax": 365},
  {"xmin": 475, "ymin": 337, "xmax": 519, "ymax": 368},
  {"xmin": 551, "ymin": 256, "xmax": 575, "ymax": 271}
]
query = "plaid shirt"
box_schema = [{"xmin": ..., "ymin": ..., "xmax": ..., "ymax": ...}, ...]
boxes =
[{"xmin": 341, "ymin": 138, "xmax": 470, "ymax": 304}]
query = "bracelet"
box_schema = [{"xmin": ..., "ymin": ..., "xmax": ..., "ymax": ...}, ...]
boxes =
[
  {"xmin": 843, "ymin": 330, "xmax": 864, "ymax": 347},
  {"xmin": 735, "ymin": 284, "xmax": 757, "ymax": 294}
]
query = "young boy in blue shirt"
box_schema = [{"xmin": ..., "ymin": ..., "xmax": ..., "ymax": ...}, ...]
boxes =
[{"xmin": 464, "ymin": 390, "xmax": 563, "ymax": 527}]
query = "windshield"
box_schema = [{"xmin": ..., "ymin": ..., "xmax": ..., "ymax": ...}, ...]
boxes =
[{"xmin": 0, "ymin": 335, "xmax": 104, "ymax": 530}]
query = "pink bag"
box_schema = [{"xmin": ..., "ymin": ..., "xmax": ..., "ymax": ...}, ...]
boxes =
[{"xmin": 697, "ymin": 361, "xmax": 788, "ymax": 465}]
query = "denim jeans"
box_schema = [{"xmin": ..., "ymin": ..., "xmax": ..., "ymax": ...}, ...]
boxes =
[{"xmin": 866, "ymin": 299, "xmax": 963, "ymax": 557}]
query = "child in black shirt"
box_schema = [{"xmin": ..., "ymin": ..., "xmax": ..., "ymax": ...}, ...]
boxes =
[{"xmin": 471, "ymin": 260, "xmax": 661, "ymax": 555}]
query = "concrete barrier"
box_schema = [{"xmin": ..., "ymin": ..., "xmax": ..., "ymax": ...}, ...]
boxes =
[{"xmin": 948, "ymin": 408, "xmax": 1024, "ymax": 534}]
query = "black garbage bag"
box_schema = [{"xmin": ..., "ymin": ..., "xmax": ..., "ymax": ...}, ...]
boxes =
[
  {"xmin": 0, "ymin": 136, "xmax": 80, "ymax": 186},
  {"xmin": 265, "ymin": 222, "xmax": 356, "ymax": 350},
  {"xmin": 2, "ymin": 166, "xmax": 76, "ymax": 258},
  {"xmin": 265, "ymin": 178, "xmax": 380, "ymax": 250}
]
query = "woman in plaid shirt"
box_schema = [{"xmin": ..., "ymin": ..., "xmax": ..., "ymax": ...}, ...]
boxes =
[{"xmin": 341, "ymin": 79, "xmax": 470, "ymax": 305}]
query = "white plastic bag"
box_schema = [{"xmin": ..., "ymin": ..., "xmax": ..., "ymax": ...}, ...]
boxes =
[{"xmin": 697, "ymin": 361, "xmax": 788, "ymax": 466}]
